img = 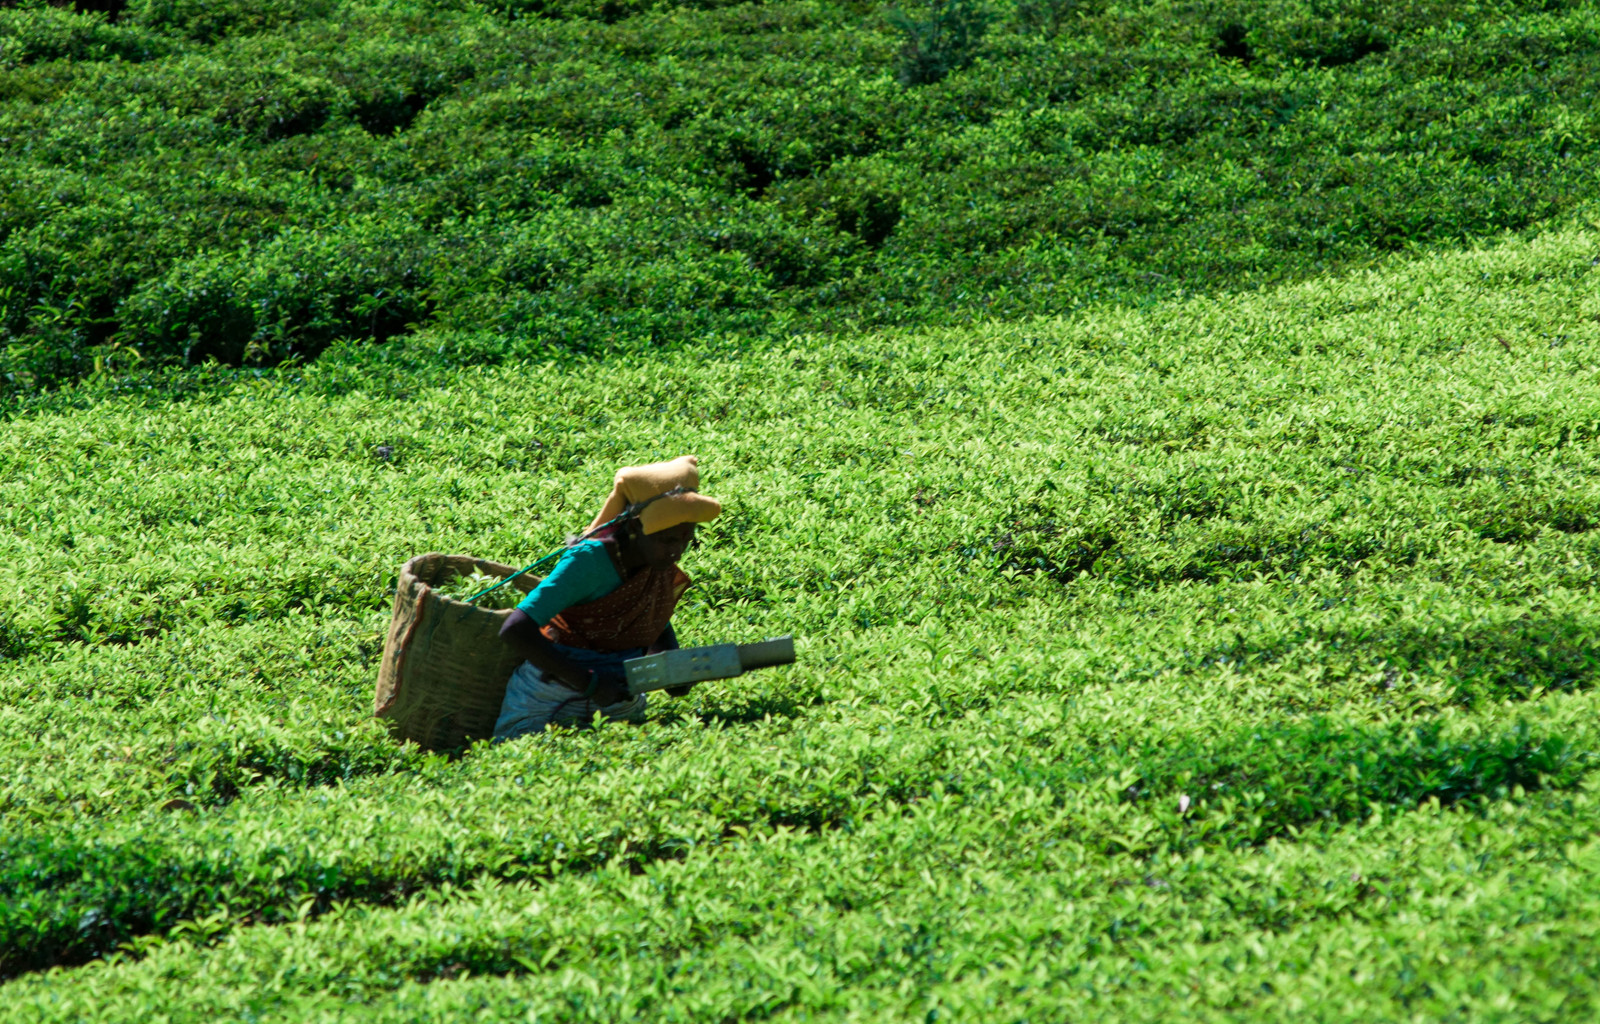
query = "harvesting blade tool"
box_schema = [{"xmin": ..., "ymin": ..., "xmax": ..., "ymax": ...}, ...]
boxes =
[{"xmin": 624, "ymin": 636, "xmax": 796, "ymax": 696}]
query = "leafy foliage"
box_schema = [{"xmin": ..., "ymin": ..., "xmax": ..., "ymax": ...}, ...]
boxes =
[
  {"xmin": 3, "ymin": 224, "xmax": 1600, "ymax": 1016},
  {"xmin": 126, "ymin": 0, "xmax": 340, "ymax": 45},
  {"xmin": 5, "ymin": 0, "xmax": 1600, "ymax": 393},
  {"xmin": 886, "ymin": 0, "xmax": 993, "ymax": 86},
  {"xmin": 435, "ymin": 570, "xmax": 525, "ymax": 609},
  {"xmin": 6, "ymin": 0, "xmax": 1600, "ymax": 1017}
]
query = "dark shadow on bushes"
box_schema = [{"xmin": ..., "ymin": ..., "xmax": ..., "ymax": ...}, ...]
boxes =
[
  {"xmin": 1124, "ymin": 717, "xmax": 1587, "ymax": 852},
  {"xmin": 960, "ymin": 501, "xmax": 1118, "ymax": 584},
  {"xmin": 730, "ymin": 142, "xmax": 777, "ymax": 197},
  {"xmin": 1175, "ymin": 612, "xmax": 1598, "ymax": 708},
  {"xmin": 63, "ymin": 0, "xmax": 128, "ymax": 21},
  {"xmin": 355, "ymin": 91, "xmax": 430, "ymax": 136},
  {"xmin": 887, "ymin": 0, "xmax": 992, "ymax": 87},
  {"xmin": 1214, "ymin": 23, "xmax": 1252, "ymax": 64},
  {"xmin": 1281, "ymin": 20, "xmax": 1389, "ymax": 69},
  {"xmin": 652, "ymin": 688, "xmax": 822, "ymax": 728},
  {"xmin": 970, "ymin": 523, "xmax": 1117, "ymax": 584},
  {"xmin": 839, "ymin": 192, "xmax": 901, "ymax": 247},
  {"xmin": 1466, "ymin": 493, "xmax": 1600, "ymax": 544}
]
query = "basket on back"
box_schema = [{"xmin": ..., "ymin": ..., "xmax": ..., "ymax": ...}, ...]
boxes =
[{"xmin": 374, "ymin": 552, "xmax": 540, "ymax": 750}]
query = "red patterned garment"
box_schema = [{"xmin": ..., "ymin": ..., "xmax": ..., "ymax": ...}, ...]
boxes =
[{"xmin": 541, "ymin": 562, "xmax": 692, "ymax": 652}]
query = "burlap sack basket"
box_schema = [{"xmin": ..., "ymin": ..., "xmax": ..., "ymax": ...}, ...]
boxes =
[{"xmin": 374, "ymin": 552, "xmax": 542, "ymax": 750}]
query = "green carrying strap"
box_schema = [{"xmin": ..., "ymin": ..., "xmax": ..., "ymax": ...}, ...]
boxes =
[
  {"xmin": 460, "ymin": 546, "xmax": 567, "ymax": 606},
  {"xmin": 460, "ymin": 488, "xmax": 690, "ymax": 606}
]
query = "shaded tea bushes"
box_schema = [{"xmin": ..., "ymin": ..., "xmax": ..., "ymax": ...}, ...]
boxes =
[
  {"xmin": 117, "ymin": 218, "xmax": 439, "ymax": 366},
  {"xmin": 0, "ymin": 5, "xmax": 173, "ymax": 67},
  {"xmin": 6, "ymin": 0, "xmax": 1600, "ymax": 392}
]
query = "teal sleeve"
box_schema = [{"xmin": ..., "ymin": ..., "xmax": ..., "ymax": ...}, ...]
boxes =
[{"xmin": 515, "ymin": 540, "xmax": 623, "ymax": 626}]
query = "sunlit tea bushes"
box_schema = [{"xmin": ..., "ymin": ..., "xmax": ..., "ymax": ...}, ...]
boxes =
[
  {"xmin": 2, "ymin": 224, "xmax": 1600, "ymax": 1016},
  {"xmin": 435, "ymin": 570, "xmax": 524, "ymax": 608},
  {"xmin": 1, "ymin": 689, "xmax": 1586, "ymax": 976}
]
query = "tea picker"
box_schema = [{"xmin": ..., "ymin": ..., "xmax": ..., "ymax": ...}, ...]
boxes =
[
  {"xmin": 372, "ymin": 456, "xmax": 794, "ymax": 748},
  {"xmin": 481, "ymin": 456, "xmax": 793, "ymax": 738}
]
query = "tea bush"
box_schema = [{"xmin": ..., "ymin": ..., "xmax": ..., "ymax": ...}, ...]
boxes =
[
  {"xmin": 435, "ymin": 570, "xmax": 526, "ymax": 608},
  {"xmin": 2, "ymin": 224, "xmax": 1600, "ymax": 1017},
  {"xmin": 886, "ymin": 0, "xmax": 993, "ymax": 86},
  {"xmin": 125, "ymin": 0, "xmax": 340, "ymax": 45},
  {"xmin": 116, "ymin": 217, "xmax": 438, "ymax": 366},
  {"xmin": 0, "ymin": 5, "xmax": 172, "ymax": 67},
  {"xmin": 5, "ymin": 0, "xmax": 1600, "ymax": 393}
]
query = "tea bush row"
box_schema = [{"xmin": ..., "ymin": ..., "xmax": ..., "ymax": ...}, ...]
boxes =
[
  {"xmin": 1, "ymin": 692, "xmax": 1590, "ymax": 976},
  {"xmin": 5, "ymin": 0, "xmax": 1600, "ymax": 394},
  {"xmin": 3, "ymin": 225, "xmax": 1600, "ymax": 1008},
  {"xmin": 4, "ymin": 225, "xmax": 1597, "ymax": 659},
  {"xmin": 3, "ymin": 222, "xmax": 1597, "ymax": 764},
  {"xmin": 10, "ymin": 744, "xmax": 1600, "ymax": 1020}
]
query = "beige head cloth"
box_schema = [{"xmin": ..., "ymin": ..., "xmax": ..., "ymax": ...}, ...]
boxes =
[{"xmin": 587, "ymin": 455, "xmax": 722, "ymax": 535}]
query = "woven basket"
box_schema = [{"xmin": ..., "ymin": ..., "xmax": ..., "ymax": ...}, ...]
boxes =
[{"xmin": 374, "ymin": 552, "xmax": 542, "ymax": 750}]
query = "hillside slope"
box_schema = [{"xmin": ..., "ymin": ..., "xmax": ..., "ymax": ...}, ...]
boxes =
[
  {"xmin": 4, "ymin": 0, "xmax": 1600, "ymax": 395},
  {"xmin": 2, "ymin": 223, "xmax": 1599, "ymax": 1019}
]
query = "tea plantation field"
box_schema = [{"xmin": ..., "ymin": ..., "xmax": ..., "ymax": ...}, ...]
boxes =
[
  {"xmin": 3, "ymin": 220, "xmax": 1600, "ymax": 1020},
  {"xmin": 7, "ymin": 0, "xmax": 1600, "ymax": 393}
]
